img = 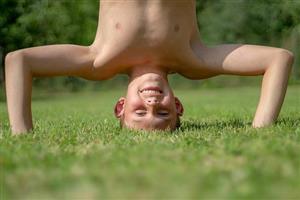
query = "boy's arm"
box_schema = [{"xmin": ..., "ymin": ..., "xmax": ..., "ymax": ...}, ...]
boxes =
[
  {"xmin": 5, "ymin": 45, "xmax": 96, "ymax": 134},
  {"xmin": 188, "ymin": 43, "xmax": 294, "ymax": 127}
]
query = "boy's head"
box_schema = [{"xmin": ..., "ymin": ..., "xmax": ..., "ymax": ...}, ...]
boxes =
[{"xmin": 114, "ymin": 66, "xmax": 184, "ymax": 131}]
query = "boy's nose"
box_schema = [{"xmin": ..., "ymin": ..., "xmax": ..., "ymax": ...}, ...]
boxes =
[{"xmin": 145, "ymin": 97, "xmax": 160, "ymax": 106}]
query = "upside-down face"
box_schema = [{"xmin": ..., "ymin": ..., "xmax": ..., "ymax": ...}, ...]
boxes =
[{"xmin": 114, "ymin": 72, "xmax": 183, "ymax": 131}]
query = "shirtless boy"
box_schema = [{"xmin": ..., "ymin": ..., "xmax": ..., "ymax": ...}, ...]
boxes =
[{"xmin": 5, "ymin": 0, "xmax": 294, "ymax": 134}]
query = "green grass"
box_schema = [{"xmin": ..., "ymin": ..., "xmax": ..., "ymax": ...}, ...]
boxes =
[{"xmin": 1, "ymin": 86, "xmax": 300, "ymax": 199}]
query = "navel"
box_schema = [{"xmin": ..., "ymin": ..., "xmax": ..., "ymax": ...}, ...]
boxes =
[
  {"xmin": 115, "ymin": 22, "xmax": 121, "ymax": 30},
  {"xmin": 174, "ymin": 24, "xmax": 180, "ymax": 32}
]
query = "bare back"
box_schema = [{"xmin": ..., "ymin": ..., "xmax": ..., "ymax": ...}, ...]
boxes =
[{"xmin": 90, "ymin": 0, "xmax": 199, "ymax": 78}]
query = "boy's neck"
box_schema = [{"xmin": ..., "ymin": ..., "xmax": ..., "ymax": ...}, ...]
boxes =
[{"xmin": 128, "ymin": 65, "xmax": 169, "ymax": 81}]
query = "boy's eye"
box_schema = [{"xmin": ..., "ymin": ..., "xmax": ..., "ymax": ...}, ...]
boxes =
[
  {"xmin": 135, "ymin": 110, "xmax": 146, "ymax": 116},
  {"xmin": 158, "ymin": 111, "xmax": 169, "ymax": 116}
]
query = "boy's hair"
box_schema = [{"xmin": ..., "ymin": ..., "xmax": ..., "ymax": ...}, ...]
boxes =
[{"xmin": 119, "ymin": 114, "xmax": 181, "ymax": 131}]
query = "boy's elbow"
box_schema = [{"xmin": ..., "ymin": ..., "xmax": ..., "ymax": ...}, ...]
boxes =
[
  {"xmin": 283, "ymin": 49, "xmax": 294, "ymax": 65},
  {"xmin": 5, "ymin": 50, "xmax": 24, "ymax": 71},
  {"xmin": 6, "ymin": 50, "xmax": 23, "ymax": 60},
  {"xmin": 266, "ymin": 49, "xmax": 294, "ymax": 74},
  {"xmin": 5, "ymin": 52, "xmax": 13, "ymax": 66},
  {"xmin": 277, "ymin": 49, "xmax": 294, "ymax": 69}
]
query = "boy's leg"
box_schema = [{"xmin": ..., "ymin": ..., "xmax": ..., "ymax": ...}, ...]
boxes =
[
  {"xmin": 192, "ymin": 44, "xmax": 294, "ymax": 127},
  {"xmin": 5, "ymin": 45, "xmax": 96, "ymax": 134}
]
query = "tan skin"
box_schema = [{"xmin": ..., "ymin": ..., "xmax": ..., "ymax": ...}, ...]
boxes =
[{"xmin": 5, "ymin": 0, "xmax": 294, "ymax": 134}]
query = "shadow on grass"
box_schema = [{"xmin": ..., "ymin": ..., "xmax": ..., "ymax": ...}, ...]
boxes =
[
  {"xmin": 180, "ymin": 116, "xmax": 300, "ymax": 132},
  {"xmin": 276, "ymin": 117, "xmax": 300, "ymax": 127},
  {"xmin": 180, "ymin": 118, "xmax": 249, "ymax": 131}
]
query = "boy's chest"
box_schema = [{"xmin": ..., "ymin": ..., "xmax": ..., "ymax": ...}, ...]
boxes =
[{"xmin": 89, "ymin": 2, "xmax": 201, "ymax": 79}]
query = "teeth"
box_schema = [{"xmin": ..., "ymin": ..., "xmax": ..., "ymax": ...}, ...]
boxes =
[{"xmin": 141, "ymin": 90, "xmax": 161, "ymax": 94}]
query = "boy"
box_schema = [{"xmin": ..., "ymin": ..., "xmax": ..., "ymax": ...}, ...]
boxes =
[{"xmin": 5, "ymin": 0, "xmax": 294, "ymax": 134}]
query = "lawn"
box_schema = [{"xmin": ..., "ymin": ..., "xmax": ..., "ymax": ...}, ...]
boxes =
[{"xmin": 1, "ymin": 86, "xmax": 300, "ymax": 199}]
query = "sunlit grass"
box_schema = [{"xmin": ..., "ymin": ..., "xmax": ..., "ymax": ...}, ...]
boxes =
[{"xmin": 1, "ymin": 86, "xmax": 300, "ymax": 199}]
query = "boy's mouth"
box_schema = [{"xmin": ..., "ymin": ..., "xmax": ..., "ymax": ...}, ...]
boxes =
[{"xmin": 139, "ymin": 86, "xmax": 163, "ymax": 94}]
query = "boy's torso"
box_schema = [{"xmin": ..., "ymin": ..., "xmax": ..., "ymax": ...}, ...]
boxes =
[{"xmin": 90, "ymin": 0, "xmax": 203, "ymax": 79}]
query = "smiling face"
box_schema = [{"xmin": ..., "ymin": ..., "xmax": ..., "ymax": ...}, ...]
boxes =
[{"xmin": 114, "ymin": 72, "xmax": 183, "ymax": 131}]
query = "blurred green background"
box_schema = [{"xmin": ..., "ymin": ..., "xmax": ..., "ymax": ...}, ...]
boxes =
[{"xmin": 0, "ymin": 0, "xmax": 299, "ymax": 92}]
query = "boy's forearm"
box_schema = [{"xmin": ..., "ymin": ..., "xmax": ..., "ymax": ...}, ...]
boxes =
[
  {"xmin": 5, "ymin": 51, "xmax": 33, "ymax": 134},
  {"xmin": 4, "ymin": 45, "xmax": 95, "ymax": 134},
  {"xmin": 252, "ymin": 51, "xmax": 294, "ymax": 128}
]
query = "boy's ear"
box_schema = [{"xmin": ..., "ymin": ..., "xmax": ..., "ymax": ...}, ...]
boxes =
[
  {"xmin": 114, "ymin": 97, "xmax": 125, "ymax": 118},
  {"xmin": 175, "ymin": 97, "xmax": 184, "ymax": 116}
]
